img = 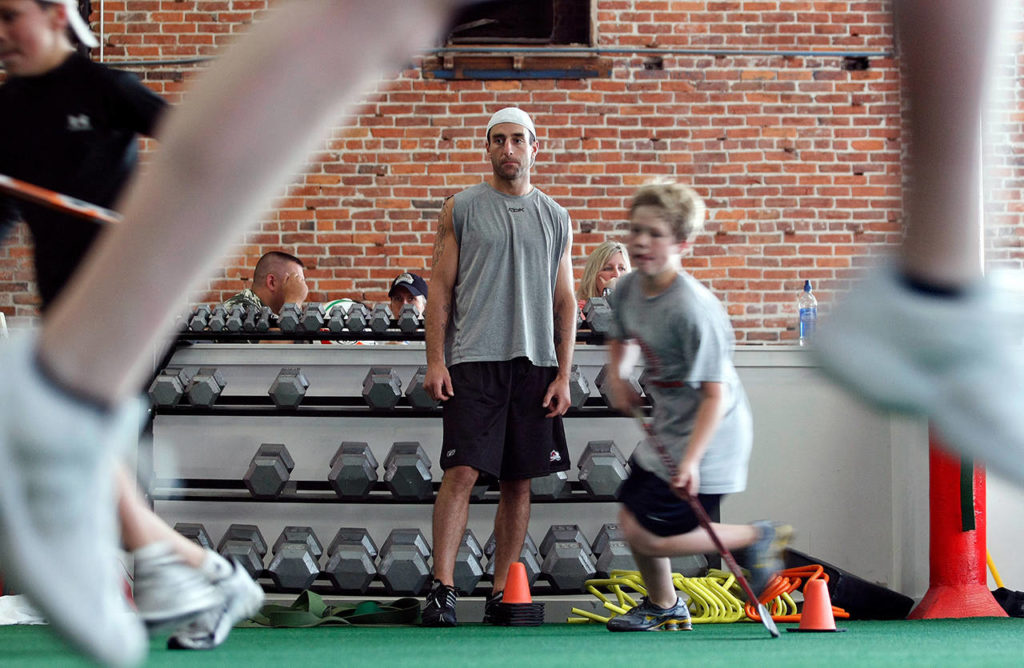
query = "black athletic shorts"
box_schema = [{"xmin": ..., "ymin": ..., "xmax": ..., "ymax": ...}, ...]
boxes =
[
  {"xmin": 440, "ymin": 358, "xmax": 570, "ymax": 480},
  {"xmin": 619, "ymin": 458, "xmax": 723, "ymax": 537}
]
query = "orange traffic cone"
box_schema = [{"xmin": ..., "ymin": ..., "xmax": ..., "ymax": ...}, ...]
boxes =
[
  {"xmin": 504, "ymin": 562, "xmax": 533, "ymax": 604},
  {"xmin": 787, "ymin": 578, "xmax": 846, "ymax": 632},
  {"xmin": 491, "ymin": 561, "xmax": 544, "ymax": 626}
]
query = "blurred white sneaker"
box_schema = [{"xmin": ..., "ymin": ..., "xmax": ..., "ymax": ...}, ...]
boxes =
[
  {"xmin": 815, "ymin": 267, "xmax": 1024, "ymax": 484},
  {"xmin": 0, "ymin": 333, "xmax": 148, "ymax": 667},
  {"xmin": 133, "ymin": 542, "xmax": 223, "ymax": 633},
  {"xmin": 168, "ymin": 557, "xmax": 264, "ymax": 650}
]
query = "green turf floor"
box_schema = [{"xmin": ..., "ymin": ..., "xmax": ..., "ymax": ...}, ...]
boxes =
[{"xmin": 3, "ymin": 619, "xmax": 1023, "ymax": 667}]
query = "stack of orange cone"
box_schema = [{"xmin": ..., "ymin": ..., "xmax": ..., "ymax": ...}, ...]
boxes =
[
  {"xmin": 787, "ymin": 578, "xmax": 846, "ymax": 632},
  {"xmin": 491, "ymin": 562, "xmax": 544, "ymax": 626}
]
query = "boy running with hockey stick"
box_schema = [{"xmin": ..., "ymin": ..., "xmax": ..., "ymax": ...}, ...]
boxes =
[{"xmin": 602, "ymin": 181, "xmax": 792, "ymax": 632}]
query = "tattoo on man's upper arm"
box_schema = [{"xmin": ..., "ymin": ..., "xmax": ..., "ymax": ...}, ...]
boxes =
[
  {"xmin": 432, "ymin": 199, "xmax": 453, "ymax": 266},
  {"xmin": 432, "ymin": 222, "xmax": 447, "ymax": 266}
]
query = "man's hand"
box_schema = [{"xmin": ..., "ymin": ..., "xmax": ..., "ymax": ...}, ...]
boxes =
[
  {"xmin": 542, "ymin": 375, "xmax": 571, "ymax": 417},
  {"xmin": 281, "ymin": 271, "xmax": 308, "ymax": 307},
  {"xmin": 424, "ymin": 363, "xmax": 454, "ymax": 402}
]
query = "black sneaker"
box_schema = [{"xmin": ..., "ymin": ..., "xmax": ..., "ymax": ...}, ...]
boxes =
[
  {"xmin": 606, "ymin": 597, "xmax": 692, "ymax": 632},
  {"xmin": 741, "ymin": 520, "xmax": 794, "ymax": 597},
  {"xmin": 482, "ymin": 590, "xmax": 503, "ymax": 624},
  {"xmin": 421, "ymin": 580, "xmax": 458, "ymax": 627}
]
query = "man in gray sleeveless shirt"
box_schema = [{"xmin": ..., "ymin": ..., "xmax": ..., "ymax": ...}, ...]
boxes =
[{"xmin": 421, "ymin": 108, "xmax": 576, "ymax": 626}]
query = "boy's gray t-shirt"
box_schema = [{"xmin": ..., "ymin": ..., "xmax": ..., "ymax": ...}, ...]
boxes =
[
  {"xmin": 609, "ymin": 271, "xmax": 752, "ymax": 494},
  {"xmin": 445, "ymin": 182, "xmax": 571, "ymax": 368}
]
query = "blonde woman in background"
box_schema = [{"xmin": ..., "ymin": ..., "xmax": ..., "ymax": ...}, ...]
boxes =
[{"xmin": 577, "ymin": 240, "xmax": 631, "ymax": 309}]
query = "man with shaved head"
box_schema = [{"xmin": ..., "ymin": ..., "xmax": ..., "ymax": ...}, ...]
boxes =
[{"xmin": 224, "ymin": 250, "xmax": 309, "ymax": 315}]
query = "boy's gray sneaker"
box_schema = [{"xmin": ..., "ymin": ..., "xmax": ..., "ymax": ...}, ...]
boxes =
[
  {"xmin": 606, "ymin": 597, "xmax": 692, "ymax": 632},
  {"xmin": 133, "ymin": 544, "xmax": 224, "ymax": 632},
  {"xmin": 167, "ymin": 559, "xmax": 264, "ymax": 650},
  {"xmin": 742, "ymin": 520, "xmax": 793, "ymax": 597}
]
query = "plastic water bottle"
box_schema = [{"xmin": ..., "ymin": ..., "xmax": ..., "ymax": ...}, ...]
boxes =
[{"xmin": 798, "ymin": 280, "xmax": 817, "ymax": 346}]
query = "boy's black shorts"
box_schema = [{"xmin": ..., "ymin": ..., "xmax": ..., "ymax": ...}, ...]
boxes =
[
  {"xmin": 440, "ymin": 358, "xmax": 570, "ymax": 480},
  {"xmin": 619, "ymin": 459, "xmax": 723, "ymax": 537}
]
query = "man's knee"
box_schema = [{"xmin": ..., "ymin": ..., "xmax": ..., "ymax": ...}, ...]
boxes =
[
  {"xmin": 499, "ymin": 477, "xmax": 531, "ymax": 502},
  {"xmin": 440, "ymin": 465, "xmax": 480, "ymax": 493}
]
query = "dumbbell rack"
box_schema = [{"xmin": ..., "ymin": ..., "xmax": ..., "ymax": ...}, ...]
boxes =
[
  {"xmin": 151, "ymin": 480, "xmax": 621, "ymax": 504},
  {"xmin": 145, "ymin": 327, "xmax": 649, "ymax": 612}
]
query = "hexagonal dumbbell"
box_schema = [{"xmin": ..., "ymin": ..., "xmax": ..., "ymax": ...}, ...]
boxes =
[
  {"xmin": 594, "ymin": 363, "xmax": 642, "ymax": 407},
  {"xmin": 530, "ymin": 470, "xmax": 570, "ymax": 500},
  {"xmin": 590, "ymin": 522, "xmax": 623, "ymax": 561},
  {"xmin": 218, "ymin": 524, "xmax": 267, "ymax": 579},
  {"xmin": 186, "ymin": 367, "xmax": 226, "ymax": 406},
  {"xmin": 207, "ymin": 305, "xmax": 229, "ymax": 331},
  {"xmin": 268, "ymin": 526, "xmax": 323, "ymax": 591},
  {"xmin": 324, "ymin": 527, "xmax": 378, "ymax": 593},
  {"xmin": 268, "ymin": 367, "xmax": 309, "ymax": 408},
  {"xmin": 188, "ymin": 305, "xmax": 211, "ymax": 332},
  {"xmin": 174, "ymin": 522, "xmax": 214, "ymax": 550},
  {"xmin": 539, "ymin": 524, "xmax": 597, "ymax": 592},
  {"xmin": 591, "ymin": 523, "xmax": 635, "ymax": 576},
  {"xmin": 327, "ymin": 441, "xmax": 379, "ymax": 499},
  {"xmin": 370, "ymin": 303, "xmax": 393, "ymax": 333},
  {"xmin": 345, "ymin": 302, "xmax": 370, "ymax": 333},
  {"xmin": 637, "ymin": 367, "xmax": 656, "ymax": 406},
  {"xmin": 328, "ymin": 527, "xmax": 378, "ymax": 561},
  {"xmin": 577, "ymin": 440, "xmax": 629, "ymax": 499},
  {"xmin": 326, "ymin": 304, "xmax": 347, "ymax": 333},
  {"xmin": 362, "ymin": 367, "xmax": 403, "ymax": 409},
  {"xmin": 382, "ymin": 442, "xmax": 433, "ymax": 501},
  {"xmin": 243, "ymin": 443, "xmax": 295, "ymax": 499},
  {"xmin": 255, "ymin": 305, "xmax": 274, "ymax": 332},
  {"xmin": 242, "ymin": 306, "xmax": 259, "ymax": 332},
  {"xmin": 278, "ymin": 302, "xmax": 302, "ymax": 332},
  {"xmin": 453, "ymin": 530, "xmax": 485, "ymax": 594},
  {"xmin": 404, "ymin": 366, "xmax": 440, "ymax": 409},
  {"xmin": 148, "ymin": 367, "xmax": 194, "ymax": 408},
  {"xmin": 568, "ymin": 364, "xmax": 591, "ymax": 409},
  {"xmin": 539, "ymin": 525, "xmax": 594, "ymax": 561},
  {"xmin": 483, "ymin": 532, "xmax": 541, "ymax": 587},
  {"xmin": 397, "ymin": 303, "xmax": 422, "ymax": 334},
  {"xmin": 582, "ymin": 297, "xmax": 613, "ymax": 334},
  {"xmin": 225, "ymin": 304, "xmax": 246, "ymax": 332},
  {"xmin": 377, "ymin": 528, "xmax": 431, "ymax": 595},
  {"xmin": 301, "ymin": 302, "xmax": 327, "ymax": 332}
]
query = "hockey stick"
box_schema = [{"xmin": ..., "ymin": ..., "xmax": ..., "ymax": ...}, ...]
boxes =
[
  {"xmin": 631, "ymin": 407, "xmax": 780, "ymax": 638},
  {"xmin": 0, "ymin": 172, "xmax": 122, "ymax": 225}
]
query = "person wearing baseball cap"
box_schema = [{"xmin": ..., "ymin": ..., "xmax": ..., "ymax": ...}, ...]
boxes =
[
  {"xmin": 388, "ymin": 271, "xmax": 428, "ymax": 316},
  {"xmin": 0, "ymin": 2, "xmax": 474, "ymax": 664},
  {"xmin": 48, "ymin": 0, "xmax": 100, "ymax": 48},
  {"xmin": 0, "ymin": 0, "xmax": 165, "ymax": 305},
  {"xmin": 421, "ymin": 106, "xmax": 576, "ymax": 627},
  {"xmin": 0, "ymin": 0, "xmax": 264, "ymax": 662}
]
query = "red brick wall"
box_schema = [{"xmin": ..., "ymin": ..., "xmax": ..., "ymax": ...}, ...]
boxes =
[{"xmin": 2, "ymin": 1, "xmax": 1022, "ymax": 342}]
